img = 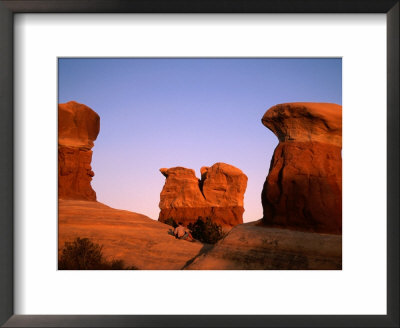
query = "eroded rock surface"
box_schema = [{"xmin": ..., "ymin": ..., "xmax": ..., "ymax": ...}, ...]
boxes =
[
  {"xmin": 186, "ymin": 220, "xmax": 342, "ymax": 270},
  {"xmin": 261, "ymin": 102, "xmax": 342, "ymax": 234},
  {"xmin": 59, "ymin": 200, "xmax": 205, "ymax": 270},
  {"xmin": 159, "ymin": 163, "xmax": 248, "ymax": 228},
  {"xmin": 58, "ymin": 101, "xmax": 100, "ymax": 200}
]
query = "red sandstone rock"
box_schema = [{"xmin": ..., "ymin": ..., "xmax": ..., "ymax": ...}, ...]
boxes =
[
  {"xmin": 159, "ymin": 163, "xmax": 248, "ymax": 228},
  {"xmin": 261, "ymin": 102, "xmax": 342, "ymax": 234},
  {"xmin": 59, "ymin": 200, "xmax": 205, "ymax": 270},
  {"xmin": 159, "ymin": 167, "xmax": 205, "ymax": 208},
  {"xmin": 58, "ymin": 104, "xmax": 208, "ymax": 269},
  {"xmin": 201, "ymin": 163, "xmax": 247, "ymax": 207},
  {"xmin": 58, "ymin": 101, "xmax": 100, "ymax": 201},
  {"xmin": 59, "ymin": 101, "xmax": 100, "ymax": 149},
  {"xmin": 186, "ymin": 220, "xmax": 342, "ymax": 270},
  {"xmin": 262, "ymin": 102, "xmax": 342, "ymax": 146}
]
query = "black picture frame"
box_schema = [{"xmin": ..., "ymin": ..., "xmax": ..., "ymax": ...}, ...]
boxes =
[{"xmin": 0, "ymin": 1, "xmax": 398, "ymax": 327}]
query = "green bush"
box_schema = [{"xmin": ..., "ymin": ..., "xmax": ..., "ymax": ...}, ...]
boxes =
[
  {"xmin": 58, "ymin": 237, "xmax": 138, "ymax": 270},
  {"xmin": 187, "ymin": 217, "xmax": 225, "ymax": 244},
  {"xmin": 164, "ymin": 217, "xmax": 178, "ymax": 228}
]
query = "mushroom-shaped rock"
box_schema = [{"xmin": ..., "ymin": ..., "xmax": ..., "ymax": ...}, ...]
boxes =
[
  {"xmin": 261, "ymin": 102, "xmax": 342, "ymax": 234},
  {"xmin": 58, "ymin": 101, "xmax": 100, "ymax": 201},
  {"xmin": 158, "ymin": 163, "xmax": 248, "ymax": 229},
  {"xmin": 262, "ymin": 102, "xmax": 342, "ymax": 146},
  {"xmin": 59, "ymin": 101, "xmax": 100, "ymax": 149}
]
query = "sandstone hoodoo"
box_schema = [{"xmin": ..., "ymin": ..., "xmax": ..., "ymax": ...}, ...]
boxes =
[
  {"xmin": 261, "ymin": 102, "xmax": 342, "ymax": 234},
  {"xmin": 58, "ymin": 101, "xmax": 100, "ymax": 200},
  {"xmin": 159, "ymin": 163, "xmax": 248, "ymax": 228}
]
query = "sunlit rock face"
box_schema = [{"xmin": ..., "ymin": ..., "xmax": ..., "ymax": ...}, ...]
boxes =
[
  {"xmin": 59, "ymin": 200, "xmax": 204, "ymax": 270},
  {"xmin": 159, "ymin": 163, "xmax": 248, "ymax": 228},
  {"xmin": 261, "ymin": 102, "xmax": 342, "ymax": 234},
  {"xmin": 58, "ymin": 101, "xmax": 100, "ymax": 201}
]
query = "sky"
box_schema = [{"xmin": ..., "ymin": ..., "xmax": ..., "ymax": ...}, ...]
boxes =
[{"xmin": 58, "ymin": 58, "xmax": 341, "ymax": 222}]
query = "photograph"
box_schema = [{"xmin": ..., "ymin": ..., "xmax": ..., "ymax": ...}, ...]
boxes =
[
  {"xmin": 1, "ymin": 0, "xmax": 396, "ymax": 325},
  {"xmin": 57, "ymin": 58, "xmax": 342, "ymax": 270}
]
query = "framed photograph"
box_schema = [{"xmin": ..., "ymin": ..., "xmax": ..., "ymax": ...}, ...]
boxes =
[
  {"xmin": 57, "ymin": 58, "xmax": 343, "ymax": 272},
  {"xmin": 0, "ymin": 0, "xmax": 398, "ymax": 327}
]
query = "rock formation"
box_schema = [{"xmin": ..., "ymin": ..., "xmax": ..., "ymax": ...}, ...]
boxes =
[
  {"xmin": 159, "ymin": 163, "xmax": 248, "ymax": 228},
  {"xmin": 58, "ymin": 103, "xmax": 207, "ymax": 269},
  {"xmin": 58, "ymin": 101, "xmax": 100, "ymax": 200},
  {"xmin": 261, "ymin": 102, "xmax": 342, "ymax": 234}
]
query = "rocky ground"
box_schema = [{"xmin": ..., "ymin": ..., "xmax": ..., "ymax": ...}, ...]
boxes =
[
  {"xmin": 59, "ymin": 200, "xmax": 341, "ymax": 270},
  {"xmin": 185, "ymin": 220, "xmax": 342, "ymax": 270},
  {"xmin": 58, "ymin": 200, "xmax": 205, "ymax": 270}
]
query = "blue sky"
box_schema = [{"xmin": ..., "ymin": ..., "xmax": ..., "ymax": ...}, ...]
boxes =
[{"xmin": 58, "ymin": 58, "xmax": 341, "ymax": 222}]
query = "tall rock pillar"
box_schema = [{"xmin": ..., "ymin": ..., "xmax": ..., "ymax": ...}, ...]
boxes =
[
  {"xmin": 261, "ymin": 102, "xmax": 342, "ymax": 234},
  {"xmin": 58, "ymin": 101, "xmax": 100, "ymax": 200}
]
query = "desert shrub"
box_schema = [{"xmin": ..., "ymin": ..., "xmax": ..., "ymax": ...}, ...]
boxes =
[
  {"xmin": 59, "ymin": 237, "xmax": 103, "ymax": 270},
  {"xmin": 58, "ymin": 237, "xmax": 138, "ymax": 270},
  {"xmin": 164, "ymin": 217, "xmax": 178, "ymax": 228},
  {"xmin": 187, "ymin": 217, "xmax": 225, "ymax": 244}
]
